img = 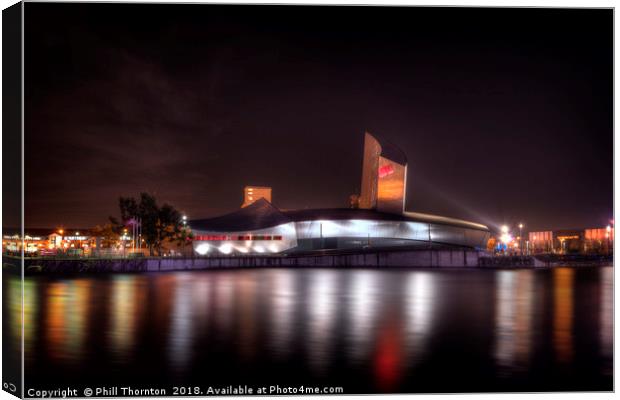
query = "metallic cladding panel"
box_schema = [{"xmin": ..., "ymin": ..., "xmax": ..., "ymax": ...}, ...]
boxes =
[
  {"xmin": 359, "ymin": 132, "xmax": 407, "ymax": 214},
  {"xmin": 192, "ymin": 222, "xmax": 297, "ymax": 255},
  {"xmin": 192, "ymin": 220, "xmax": 489, "ymax": 255},
  {"xmin": 359, "ymin": 132, "xmax": 381, "ymax": 209},
  {"xmin": 377, "ymin": 156, "xmax": 407, "ymax": 214}
]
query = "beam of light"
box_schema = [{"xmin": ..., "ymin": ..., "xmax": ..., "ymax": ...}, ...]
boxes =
[
  {"xmin": 409, "ymin": 173, "xmax": 498, "ymax": 230},
  {"xmin": 234, "ymin": 245, "xmax": 249, "ymax": 253}
]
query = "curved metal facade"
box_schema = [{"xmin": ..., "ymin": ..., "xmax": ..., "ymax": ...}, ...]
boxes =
[{"xmin": 191, "ymin": 217, "xmax": 489, "ymax": 255}]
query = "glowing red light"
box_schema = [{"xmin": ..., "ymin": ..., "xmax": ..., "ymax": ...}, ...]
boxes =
[{"xmin": 378, "ymin": 165, "xmax": 395, "ymax": 178}]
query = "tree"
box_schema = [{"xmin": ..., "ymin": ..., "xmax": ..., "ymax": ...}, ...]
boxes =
[
  {"xmin": 91, "ymin": 223, "xmax": 121, "ymax": 249},
  {"xmin": 112, "ymin": 192, "xmax": 186, "ymax": 256}
]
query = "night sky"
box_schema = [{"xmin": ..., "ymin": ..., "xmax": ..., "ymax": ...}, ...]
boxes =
[{"xmin": 23, "ymin": 4, "xmax": 612, "ymax": 232}]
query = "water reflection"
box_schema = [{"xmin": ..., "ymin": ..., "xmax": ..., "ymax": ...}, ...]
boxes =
[
  {"xmin": 236, "ymin": 273, "xmax": 258, "ymax": 361},
  {"xmin": 9, "ymin": 266, "xmax": 612, "ymax": 393},
  {"xmin": 494, "ymin": 270, "xmax": 533, "ymax": 373},
  {"xmin": 373, "ymin": 312, "xmax": 404, "ymax": 391},
  {"xmin": 347, "ymin": 271, "xmax": 380, "ymax": 365},
  {"xmin": 24, "ymin": 280, "xmax": 39, "ymax": 365},
  {"xmin": 168, "ymin": 273, "xmax": 195, "ymax": 373},
  {"xmin": 108, "ymin": 276, "xmax": 145, "ymax": 363},
  {"xmin": 46, "ymin": 282, "xmax": 69, "ymax": 362},
  {"xmin": 599, "ymin": 267, "xmax": 613, "ymax": 362},
  {"xmin": 268, "ymin": 270, "xmax": 296, "ymax": 359},
  {"xmin": 8, "ymin": 277, "xmax": 22, "ymax": 352},
  {"xmin": 213, "ymin": 273, "xmax": 235, "ymax": 337},
  {"xmin": 306, "ymin": 270, "xmax": 338, "ymax": 375},
  {"xmin": 553, "ymin": 268, "xmax": 574, "ymax": 364},
  {"xmin": 404, "ymin": 272, "xmax": 435, "ymax": 365}
]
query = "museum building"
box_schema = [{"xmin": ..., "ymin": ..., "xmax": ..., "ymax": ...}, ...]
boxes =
[{"xmin": 189, "ymin": 132, "xmax": 490, "ymax": 255}]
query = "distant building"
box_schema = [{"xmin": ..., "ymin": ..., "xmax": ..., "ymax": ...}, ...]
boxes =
[
  {"xmin": 528, "ymin": 227, "xmax": 614, "ymax": 254},
  {"xmin": 241, "ymin": 186, "xmax": 272, "ymax": 208},
  {"xmin": 529, "ymin": 231, "xmax": 554, "ymax": 253},
  {"xmin": 584, "ymin": 227, "xmax": 614, "ymax": 254}
]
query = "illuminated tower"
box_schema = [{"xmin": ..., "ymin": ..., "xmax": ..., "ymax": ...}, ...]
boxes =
[
  {"xmin": 241, "ymin": 186, "xmax": 272, "ymax": 208},
  {"xmin": 359, "ymin": 132, "xmax": 408, "ymax": 214}
]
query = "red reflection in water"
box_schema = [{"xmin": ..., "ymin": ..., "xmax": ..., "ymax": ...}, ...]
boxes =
[{"xmin": 374, "ymin": 317, "xmax": 403, "ymax": 391}]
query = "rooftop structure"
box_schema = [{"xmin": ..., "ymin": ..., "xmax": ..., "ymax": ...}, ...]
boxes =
[
  {"xmin": 359, "ymin": 132, "xmax": 407, "ymax": 214},
  {"xmin": 241, "ymin": 186, "xmax": 272, "ymax": 208}
]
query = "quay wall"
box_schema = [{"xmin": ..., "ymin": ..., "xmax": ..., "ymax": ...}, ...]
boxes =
[
  {"xmin": 11, "ymin": 251, "xmax": 610, "ymax": 274},
  {"xmin": 14, "ymin": 249, "xmax": 485, "ymax": 274}
]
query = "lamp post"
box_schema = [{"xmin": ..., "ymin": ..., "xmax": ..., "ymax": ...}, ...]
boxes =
[
  {"xmin": 518, "ymin": 223, "xmax": 524, "ymax": 255},
  {"xmin": 606, "ymin": 225, "xmax": 612, "ymax": 255}
]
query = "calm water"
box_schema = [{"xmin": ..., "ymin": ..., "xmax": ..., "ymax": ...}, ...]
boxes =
[{"xmin": 3, "ymin": 267, "xmax": 614, "ymax": 394}]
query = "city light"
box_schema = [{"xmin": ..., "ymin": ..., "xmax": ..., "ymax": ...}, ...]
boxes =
[
  {"xmin": 500, "ymin": 225, "xmax": 512, "ymax": 244},
  {"xmin": 195, "ymin": 244, "xmax": 209, "ymax": 255}
]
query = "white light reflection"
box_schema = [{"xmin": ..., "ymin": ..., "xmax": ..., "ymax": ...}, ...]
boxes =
[
  {"xmin": 168, "ymin": 273, "xmax": 194, "ymax": 373},
  {"xmin": 307, "ymin": 270, "xmax": 338, "ymax": 375},
  {"xmin": 494, "ymin": 270, "xmax": 534, "ymax": 373},
  {"xmin": 600, "ymin": 267, "xmax": 612, "ymax": 360},
  {"xmin": 347, "ymin": 271, "xmax": 380, "ymax": 365},
  {"xmin": 495, "ymin": 271, "xmax": 516, "ymax": 371},
  {"xmin": 214, "ymin": 274, "xmax": 235, "ymax": 336},
  {"xmin": 269, "ymin": 270, "xmax": 296, "ymax": 359},
  {"xmin": 404, "ymin": 272, "xmax": 435, "ymax": 365}
]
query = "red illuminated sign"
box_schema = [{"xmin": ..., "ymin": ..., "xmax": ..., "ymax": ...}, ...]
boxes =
[
  {"xmin": 378, "ymin": 164, "xmax": 395, "ymax": 178},
  {"xmin": 194, "ymin": 235, "xmax": 284, "ymax": 241}
]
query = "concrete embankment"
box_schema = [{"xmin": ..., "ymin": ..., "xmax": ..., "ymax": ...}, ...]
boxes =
[
  {"xmin": 11, "ymin": 248, "xmax": 484, "ymax": 274},
  {"xmin": 6, "ymin": 250, "xmax": 611, "ymax": 274}
]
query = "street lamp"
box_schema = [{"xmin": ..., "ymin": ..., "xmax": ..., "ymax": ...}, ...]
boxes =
[
  {"xmin": 606, "ymin": 225, "xmax": 612, "ymax": 255},
  {"xmin": 518, "ymin": 223, "xmax": 524, "ymax": 255}
]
